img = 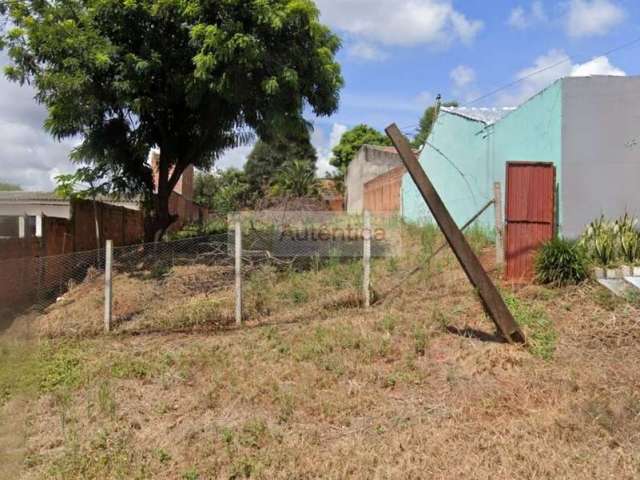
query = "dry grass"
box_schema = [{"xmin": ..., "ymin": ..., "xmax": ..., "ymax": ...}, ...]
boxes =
[{"xmin": 2, "ymin": 228, "xmax": 640, "ymax": 479}]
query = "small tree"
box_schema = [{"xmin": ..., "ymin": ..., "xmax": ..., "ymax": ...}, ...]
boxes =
[
  {"xmin": 412, "ymin": 100, "xmax": 458, "ymax": 149},
  {"xmin": 245, "ymin": 130, "xmax": 317, "ymax": 196},
  {"xmin": 329, "ymin": 124, "xmax": 390, "ymax": 177},
  {"xmin": 2, "ymin": 0, "xmax": 343, "ymax": 239},
  {"xmin": 270, "ymin": 159, "xmax": 319, "ymax": 198},
  {"xmin": 194, "ymin": 169, "xmax": 250, "ymax": 215}
]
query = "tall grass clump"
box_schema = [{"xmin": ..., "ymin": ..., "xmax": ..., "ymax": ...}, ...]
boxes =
[{"xmin": 535, "ymin": 237, "xmax": 590, "ymax": 286}]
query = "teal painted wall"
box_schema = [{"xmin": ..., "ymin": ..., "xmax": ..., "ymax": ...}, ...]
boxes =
[
  {"xmin": 402, "ymin": 80, "xmax": 563, "ymax": 231},
  {"xmin": 401, "ymin": 112, "xmax": 493, "ymax": 228},
  {"xmin": 490, "ymin": 80, "xmax": 563, "ymax": 230}
]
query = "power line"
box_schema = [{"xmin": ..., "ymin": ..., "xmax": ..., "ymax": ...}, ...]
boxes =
[
  {"xmin": 394, "ymin": 35, "xmax": 640, "ymax": 134},
  {"xmin": 466, "ymin": 35, "xmax": 640, "ymax": 106}
]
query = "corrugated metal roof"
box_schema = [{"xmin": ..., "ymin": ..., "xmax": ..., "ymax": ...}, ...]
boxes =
[{"xmin": 441, "ymin": 106, "xmax": 515, "ymax": 125}]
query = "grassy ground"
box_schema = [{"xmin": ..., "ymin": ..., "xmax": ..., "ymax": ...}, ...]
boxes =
[{"xmin": 2, "ymin": 228, "xmax": 640, "ymax": 479}]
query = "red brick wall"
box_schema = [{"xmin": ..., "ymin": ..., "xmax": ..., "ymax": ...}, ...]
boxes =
[
  {"xmin": 150, "ymin": 151, "xmax": 195, "ymax": 200},
  {"xmin": 71, "ymin": 199, "xmax": 144, "ymax": 251},
  {"xmin": 0, "ymin": 216, "xmax": 72, "ymax": 309},
  {"xmin": 363, "ymin": 166, "xmax": 406, "ymax": 214},
  {"xmin": 0, "ymin": 237, "xmax": 41, "ymax": 261}
]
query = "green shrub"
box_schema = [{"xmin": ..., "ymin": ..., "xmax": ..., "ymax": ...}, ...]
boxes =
[
  {"xmin": 580, "ymin": 214, "xmax": 640, "ymax": 267},
  {"xmin": 169, "ymin": 218, "xmax": 228, "ymax": 240},
  {"xmin": 535, "ymin": 237, "xmax": 590, "ymax": 286},
  {"xmin": 580, "ymin": 215, "xmax": 617, "ymax": 267},
  {"xmin": 616, "ymin": 213, "xmax": 640, "ymax": 264}
]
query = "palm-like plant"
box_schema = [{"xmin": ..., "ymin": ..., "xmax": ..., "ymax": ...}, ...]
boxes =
[
  {"xmin": 270, "ymin": 159, "xmax": 319, "ymax": 198},
  {"xmin": 580, "ymin": 215, "xmax": 617, "ymax": 267},
  {"xmin": 616, "ymin": 213, "xmax": 640, "ymax": 264}
]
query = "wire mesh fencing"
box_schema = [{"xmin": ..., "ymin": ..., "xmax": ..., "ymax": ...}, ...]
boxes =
[
  {"xmin": 2, "ymin": 212, "xmax": 420, "ymax": 336},
  {"xmin": 0, "ymin": 248, "xmax": 106, "ymax": 326}
]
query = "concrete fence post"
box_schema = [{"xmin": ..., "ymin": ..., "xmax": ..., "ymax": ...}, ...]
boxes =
[
  {"xmin": 363, "ymin": 210, "xmax": 371, "ymax": 308},
  {"xmin": 494, "ymin": 182, "xmax": 505, "ymax": 266},
  {"xmin": 235, "ymin": 219, "xmax": 242, "ymax": 325},
  {"xmin": 104, "ymin": 240, "xmax": 113, "ymax": 333}
]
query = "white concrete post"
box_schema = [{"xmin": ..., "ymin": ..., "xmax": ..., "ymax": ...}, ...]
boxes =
[
  {"xmin": 18, "ymin": 215, "xmax": 27, "ymax": 239},
  {"xmin": 494, "ymin": 182, "xmax": 505, "ymax": 266},
  {"xmin": 104, "ymin": 240, "xmax": 113, "ymax": 333},
  {"xmin": 234, "ymin": 219, "xmax": 242, "ymax": 325},
  {"xmin": 35, "ymin": 214, "xmax": 43, "ymax": 238},
  {"xmin": 363, "ymin": 210, "xmax": 371, "ymax": 308}
]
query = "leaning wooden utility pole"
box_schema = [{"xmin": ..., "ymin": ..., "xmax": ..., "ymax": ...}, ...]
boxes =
[{"xmin": 385, "ymin": 124, "xmax": 524, "ymax": 344}]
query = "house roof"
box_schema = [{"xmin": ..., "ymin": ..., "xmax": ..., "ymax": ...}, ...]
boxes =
[
  {"xmin": 0, "ymin": 191, "xmax": 66, "ymax": 203},
  {"xmin": 0, "ymin": 191, "xmax": 140, "ymax": 204},
  {"xmin": 440, "ymin": 106, "xmax": 515, "ymax": 125},
  {"xmin": 360, "ymin": 145, "xmax": 419, "ymax": 155}
]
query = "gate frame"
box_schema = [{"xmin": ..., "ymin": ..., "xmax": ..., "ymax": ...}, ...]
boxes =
[{"xmin": 504, "ymin": 161, "xmax": 557, "ymax": 282}]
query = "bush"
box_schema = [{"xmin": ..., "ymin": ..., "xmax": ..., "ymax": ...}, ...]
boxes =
[
  {"xmin": 169, "ymin": 218, "xmax": 228, "ymax": 240},
  {"xmin": 535, "ymin": 237, "xmax": 590, "ymax": 286},
  {"xmin": 580, "ymin": 213, "xmax": 640, "ymax": 267}
]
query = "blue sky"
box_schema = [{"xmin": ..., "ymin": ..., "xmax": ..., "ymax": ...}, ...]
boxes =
[{"xmin": 2, "ymin": 0, "xmax": 640, "ymax": 188}]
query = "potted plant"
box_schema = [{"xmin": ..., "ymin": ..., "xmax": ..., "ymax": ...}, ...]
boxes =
[
  {"xmin": 616, "ymin": 213, "xmax": 639, "ymax": 277},
  {"xmin": 580, "ymin": 216, "xmax": 617, "ymax": 278}
]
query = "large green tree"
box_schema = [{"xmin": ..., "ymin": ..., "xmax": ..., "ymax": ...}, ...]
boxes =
[
  {"xmin": 411, "ymin": 100, "xmax": 458, "ymax": 149},
  {"xmin": 329, "ymin": 124, "xmax": 390, "ymax": 176},
  {"xmin": 244, "ymin": 130, "xmax": 317, "ymax": 195},
  {"xmin": 1, "ymin": 0, "xmax": 343, "ymax": 237}
]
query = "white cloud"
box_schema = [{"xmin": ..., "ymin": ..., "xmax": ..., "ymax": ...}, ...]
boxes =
[
  {"xmin": 508, "ymin": 1, "xmax": 547, "ymax": 29},
  {"xmin": 316, "ymin": 0, "xmax": 483, "ymax": 48},
  {"xmin": 347, "ymin": 42, "xmax": 389, "ymax": 62},
  {"xmin": 570, "ymin": 55, "xmax": 626, "ymax": 77},
  {"xmin": 566, "ymin": 0, "xmax": 625, "ymax": 38},
  {"xmin": 449, "ymin": 65, "xmax": 480, "ymax": 103},
  {"xmin": 313, "ymin": 123, "xmax": 348, "ymax": 177},
  {"xmin": 215, "ymin": 144, "xmax": 254, "ymax": 171},
  {"xmin": 495, "ymin": 49, "xmax": 626, "ymax": 106},
  {"xmin": 450, "ymin": 65, "xmax": 476, "ymax": 88},
  {"xmin": 0, "ymin": 56, "xmax": 76, "ymax": 191}
]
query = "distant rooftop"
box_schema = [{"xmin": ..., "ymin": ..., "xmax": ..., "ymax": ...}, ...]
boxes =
[
  {"xmin": 0, "ymin": 191, "xmax": 140, "ymax": 204},
  {"xmin": 0, "ymin": 191, "xmax": 64, "ymax": 203},
  {"xmin": 441, "ymin": 106, "xmax": 516, "ymax": 125},
  {"xmin": 361, "ymin": 145, "xmax": 419, "ymax": 155}
]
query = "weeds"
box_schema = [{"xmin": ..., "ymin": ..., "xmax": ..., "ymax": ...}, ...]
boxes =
[
  {"xmin": 504, "ymin": 293, "xmax": 557, "ymax": 360},
  {"xmin": 413, "ymin": 323, "xmax": 428, "ymax": 356},
  {"xmin": 97, "ymin": 380, "xmax": 117, "ymax": 418}
]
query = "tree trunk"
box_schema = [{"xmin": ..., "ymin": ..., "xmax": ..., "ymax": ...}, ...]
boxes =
[
  {"xmin": 149, "ymin": 152, "xmax": 188, "ymax": 242},
  {"xmin": 153, "ymin": 189, "xmax": 172, "ymax": 242}
]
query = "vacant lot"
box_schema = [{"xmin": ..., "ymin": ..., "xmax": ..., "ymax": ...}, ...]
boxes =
[{"xmin": 2, "ymin": 234, "xmax": 640, "ymax": 479}]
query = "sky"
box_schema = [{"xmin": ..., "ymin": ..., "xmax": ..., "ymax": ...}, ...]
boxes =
[{"xmin": 2, "ymin": 0, "xmax": 640, "ymax": 190}]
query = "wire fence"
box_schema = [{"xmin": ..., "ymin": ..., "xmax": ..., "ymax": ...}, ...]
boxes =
[{"xmin": 1, "ymin": 213, "xmax": 414, "ymax": 335}]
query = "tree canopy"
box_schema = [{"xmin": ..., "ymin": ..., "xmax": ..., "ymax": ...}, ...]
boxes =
[
  {"xmin": 329, "ymin": 124, "xmax": 390, "ymax": 175},
  {"xmin": 244, "ymin": 130, "xmax": 317, "ymax": 196},
  {"xmin": 194, "ymin": 168, "xmax": 250, "ymax": 215},
  {"xmin": 1, "ymin": 0, "xmax": 343, "ymax": 236},
  {"xmin": 412, "ymin": 100, "xmax": 458, "ymax": 148}
]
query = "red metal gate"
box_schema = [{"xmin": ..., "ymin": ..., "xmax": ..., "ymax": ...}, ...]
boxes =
[{"xmin": 505, "ymin": 162, "xmax": 556, "ymax": 282}]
